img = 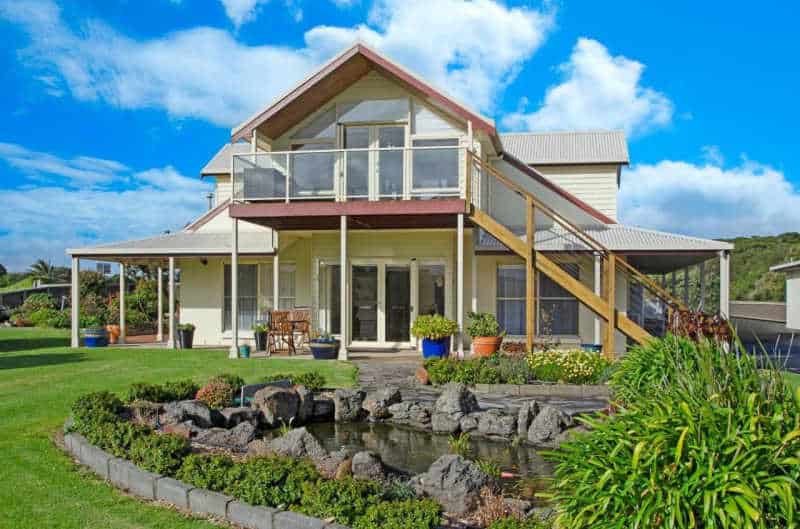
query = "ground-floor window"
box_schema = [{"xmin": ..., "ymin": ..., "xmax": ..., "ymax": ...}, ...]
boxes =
[
  {"xmin": 223, "ymin": 264, "xmax": 258, "ymax": 331},
  {"xmin": 418, "ymin": 263, "xmax": 446, "ymax": 316},
  {"xmin": 495, "ymin": 264, "xmax": 580, "ymax": 336}
]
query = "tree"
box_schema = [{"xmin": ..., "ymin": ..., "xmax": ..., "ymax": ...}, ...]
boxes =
[
  {"xmin": 0, "ymin": 263, "xmax": 6, "ymax": 276},
  {"xmin": 28, "ymin": 259, "xmax": 68, "ymax": 284}
]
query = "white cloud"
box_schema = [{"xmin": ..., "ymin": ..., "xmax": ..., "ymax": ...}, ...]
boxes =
[
  {"xmin": 503, "ymin": 38, "xmax": 673, "ymax": 137},
  {"xmin": 0, "ymin": 142, "xmax": 211, "ymax": 270},
  {"xmin": 219, "ymin": 0, "xmax": 267, "ymax": 28},
  {"xmin": 619, "ymin": 154, "xmax": 800, "ymax": 238},
  {"xmin": 1, "ymin": 0, "xmax": 552, "ymax": 127},
  {"xmin": 701, "ymin": 145, "xmax": 725, "ymax": 166}
]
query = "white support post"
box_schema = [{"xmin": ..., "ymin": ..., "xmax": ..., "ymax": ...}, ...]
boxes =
[
  {"xmin": 71, "ymin": 256, "xmax": 80, "ymax": 348},
  {"xmin": 168, "ymin": 257, "xmax": 175, "ymax": 349},
  {"xmin": 683, "ymin": 267, "xmax": 690, "ymax": 307},
  {"xmin": 339, "ymin": 216, "xmax": 348, "ymax": 360},
  {"xmin": 273, "ymin": 233, "xmax": 280, "ymax": 309},
  {"xmin": 118, "ymin": 263, "xmax": 126, "ymax": 345},
  {"xmin": 230, "ymin": 218, "xmax": 239, "ymax": 359},
  {"xmin": 593, "ymin": 253, "xmax": 602, "ymax": 345},
  {"xmin": 471, "ymin": 240, "xmax": 478, "ymax": 313},
  {"xmin": 719, "ymin": 250, "xmax": 730, "ymax": 318},
  {"xmin": 698, "ymin": 261, "xmax": 706, "ymax": 311},
  {"xmin": 157, "ymin": 266, "xmax": 164, "ymax": 342},
  {"xmin": 456, "ymin": 213, "xmax": 465, "ymax": 358}
]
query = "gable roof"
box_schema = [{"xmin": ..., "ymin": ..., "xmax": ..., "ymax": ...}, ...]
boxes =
[
  {"xmin": 230, "ymin": 42, "xmax": 498, "ymax": 147},
  {"xmin": 500, "ymin": 131, "xmax": 629, "ymax": 165},
  {"xmin": 201, "ymin": 142, "xmax": 250, "ymax": 176}
]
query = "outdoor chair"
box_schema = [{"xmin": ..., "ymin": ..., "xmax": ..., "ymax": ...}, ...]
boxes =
[
  {"xmin": 268, "ymin": 310, "xmax": 295, "ymax": 356},
  {"xmin": 289, "ymin": 307, "xmax": 311, "ymax": 351}
]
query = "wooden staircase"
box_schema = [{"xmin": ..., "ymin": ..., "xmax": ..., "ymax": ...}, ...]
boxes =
[{"xmin": 465, "ymin": 152, "xmax": 685, "ymax": 357}]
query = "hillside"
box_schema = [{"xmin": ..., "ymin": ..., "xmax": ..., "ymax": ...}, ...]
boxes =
[{"xmin": 727, "ymin": 232, "xmax": 800, "ymax": 302}]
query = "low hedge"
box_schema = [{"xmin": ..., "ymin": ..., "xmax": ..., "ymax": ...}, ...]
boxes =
[
  {"xmin": 68, "ymin": 379, "xmax": 441, "ymax": 529},
  {"xmin": 126, "ymin": 380, "xmax": 199, "ymax": 403}
]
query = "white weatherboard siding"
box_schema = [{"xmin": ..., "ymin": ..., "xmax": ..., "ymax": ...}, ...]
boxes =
[
  {"xmin": 534, "ymin": 164, "xmax": 619, "ymax": 220},
  {"xmin": 788, "ymin": 271, "xmax": 800, "ymax": 330}
]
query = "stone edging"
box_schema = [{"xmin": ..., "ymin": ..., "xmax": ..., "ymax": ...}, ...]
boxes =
[
  {"xmin": 62, "ymin": 430, "xmax": 350, "ymax": 529},
  {"xmin": 471, "ymin": 383, "xmax": 609, "ymax": 399}
]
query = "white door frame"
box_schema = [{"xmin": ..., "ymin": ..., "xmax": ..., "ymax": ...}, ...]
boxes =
[{"xmin": 350, "ymin": 257, "xmax": 414, "ymax": 349}]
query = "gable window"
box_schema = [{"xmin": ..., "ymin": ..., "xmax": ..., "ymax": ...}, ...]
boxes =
[{"xmin": 223, "ymin": 264, "xmax": 258, "ymax": 332}]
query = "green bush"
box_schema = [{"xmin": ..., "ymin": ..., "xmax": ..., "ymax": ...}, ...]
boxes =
[
  {"xmin": 71, "ymin": 391, "xmax": 124, "ymax": 434},
  {"xmin": 292, "ymin": 371, "xmax": 326, "ymax": 391},
  {"xmin": 129, "ymin": 434, "xmax": 190, "ymax": 474},
  {"xmin": 176, "ymin": 454, "xmax": 240, "ymax": 491},
  {"xmin": 212, "ymin": 373, "xmax": 245, "ymax": 390},
  {"xmin": 300, "ymin": 477, "xmax": 384, "ymax": 526},
  {"xmin": 226, "ymin": 456, "xmax": 320, "ymax": 508},
  {"xmin": 195, "ymin": 379, "xmax": 235, "ymax": 408},
  {"xmin": 526, "ymin": 350, "xmax": 612, "ymax": 384},
  {"xmin": 21, "ymin": 293, "xmax": 56, "ymax": 313},
  {"xmin": 425, "ymin": 354, "xmax": 535, "ymax": 386},
  {"xmin": 466, "ymin": 311, "xmax": 502, "ymax": 338},
  {"xmin": 353, "ymin": 499, "xmax": 442, "ymax": 529},
  {"xmin": 28, "ymin": 308, "xmax": 62, "ymax": 327},
  {"xmin": 125, "ymin": 379, "xmax": 199, "ymax": 403},
  {"xmin": 548, "ymin": 337, "xmax": 800, "ymax": 529},
  {"xmin": 411, "ymin": 314, "xmax": 458, "ymax": 340},
  {"xmin": 83, "ymin": 421, "xmax": 149, "ymax": 458}
]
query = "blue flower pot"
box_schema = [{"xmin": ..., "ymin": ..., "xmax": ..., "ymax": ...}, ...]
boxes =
[
  {"xmin": 83, "ymin": 328, "xmax": 108, "ymax": 348},
  {"xmin": 239, "ymin": 344, "xmax": 251, "ymax": 358},
  {"xmin": 421, "ymin": 337, "xmax": 451, "ymax": 359}
]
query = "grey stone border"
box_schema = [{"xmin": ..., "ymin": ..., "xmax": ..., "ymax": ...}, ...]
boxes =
[
  {"xmin": 62, "ymin": 428, "xmax": 349, "ymax": 529},
  {"xmin": 472, "ymin": 383, "xmax": 610, "ymax": 399}
]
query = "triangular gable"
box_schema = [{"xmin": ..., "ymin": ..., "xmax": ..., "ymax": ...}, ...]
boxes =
[{"xmin": 231, "ymin": 42, "xmax": 498, "ymax": 146}]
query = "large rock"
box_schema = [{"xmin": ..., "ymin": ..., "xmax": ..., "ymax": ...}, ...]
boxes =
[
  {"xmin": 246, "ymin": 439, "xmax": 271, "ymax": 457},
  {"xmin": 459, "ymin": 412, "xmax": 482, "ymax": 433},
  {"xmin": 412, "ymin": 455, "xmax": 490, "ymax": 515},
  {"xmin": 194, "ymin": 422, "xmax": 256, "ymax": 449},
  {"xmin": 333, "ymin": 389, "xmax": 366, "ymax": 422},
  {"xmin": 554, "ymin": 424, "xmax": 591, "ymax": 448},
  {"xmin": 312, "ymin": 398, "xmax": 334, "ymax": 421},
  {"xmin": 477, "ymin": 409, "xmax": 517, "ymax": 439},
  {"xmin": 295, "ymin": 386, "xmax": 315, "ymax": 424},
  {"xmin": 268, "ymin": 427, "xmax": 328, "ymax": 461},
  {"xmin": 527, "ymin": 405, "xmax": 569, "ymax": 446},
  {"xmin": 431, "ymin": 383, "xmax": 479, "ymax": 434},
  {"xmin": 387, "ymin": 401, "xmax": 432, "ymax": 429},
  {"xmin": 517, "ymin": 401, "xmax": 540, "ymax": 438},
  {"xmin": 220, "ymin": 407, "xmax": 259, "ymax": 428},
  {"xmin": 253, "ymin": 386, "xmax": 300, "ymax": 427},
  {"xmin": 362, "ymin": 387, "xmax": 401, "ymax": 419},
  {"xmin": 351, "ymin": 450, "xmax": 386, "ymax": 481},
  {"xmin": 315, "ymin": 449, "xmax": 352, "ymax": 479},
  {"xmin": 163, "ymin": 400, "xmax": 217, "ymax": 428}
]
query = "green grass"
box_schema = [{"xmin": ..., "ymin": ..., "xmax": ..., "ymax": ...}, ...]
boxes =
[
  {"xmin": 0, "ymin": 275, "xmax": 34, "ymax": 293},
  {"xmin": 786, "ymin": 371, "xmax": 800, "ymax": 391},
  {"xmin": 0, "ymin": 327, "xmax": 357, "ymax": 529}
]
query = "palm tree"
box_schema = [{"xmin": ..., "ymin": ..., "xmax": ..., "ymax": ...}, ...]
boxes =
[{"xmin": 28, "ymin": 259, "xmax": 68, "ymax": 284}]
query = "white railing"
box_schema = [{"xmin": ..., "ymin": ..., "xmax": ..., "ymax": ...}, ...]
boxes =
[{"xmin": 232, "ymin": 146, "xmax": 465, "ymax": 203}]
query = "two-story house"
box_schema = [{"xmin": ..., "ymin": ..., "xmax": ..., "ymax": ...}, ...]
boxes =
[{"xmin": 67, "ymin": 43, "xmax": 732, "ymax": 359}]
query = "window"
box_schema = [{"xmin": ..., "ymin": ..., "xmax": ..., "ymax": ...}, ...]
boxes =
[
  {"xmin": 418, "ymin": 264, "xmax": 446, "ymax": 316},
  {"xmin": 262, "ymin": 263, "xmax": 296, "ymax": 310},
  {"xmin": 411, "ymin": 138, "xmax": 459, "ymax": 191},
  {"xmin": 223, "ymin": 264, "xmax": 258, "ymax": 331},
  {"xmin": 538, "ymin": 264, "xmax": 579, "ymax": 336},
  {"xmin": 495, "ymin": 264, "xmax": 580, "ymax": 337},
  {"xmin": 290, "ymin": 144, "xmax": 335, "ymax": 198},
  {"xmin": 496, "ymin": 266, "xmax": 526, "ymax": 336}
]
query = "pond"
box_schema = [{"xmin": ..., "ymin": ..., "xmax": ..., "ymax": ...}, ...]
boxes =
[{"xmin": 300, "ymin": 421, "xmax": 554, "ymax": 499}]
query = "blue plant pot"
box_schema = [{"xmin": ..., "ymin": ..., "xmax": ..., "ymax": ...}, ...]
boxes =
[
  {"xmin": 421, "ymin": 337, "xmax": 451, "ymax": 359},
  {"xmin": 239, "ymin": 344, "xmax": 251, "ymax": 358},
  {"xmin": 310, "ymin": 340, "xmax": 340, "ymax": 360},
  {"xmin": 83, "ymin": 328, "xmax": 108, "ymax": 348}
]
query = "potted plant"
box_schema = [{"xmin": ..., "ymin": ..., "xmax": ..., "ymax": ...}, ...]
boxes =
[
  {"xmin": 252, "ymin": 322, "xmax": 269, "ymax": 352},
  {"xmin": 467, "ymin": 311, "xmax": 504, "ymax": 357},
  {"xmin": 411, "ymin": 314, "xmax": 458, "ymax": 359},
  {"xmin": 177, "ymin": 323, "xmax": 196, "ymax": 349},
  {"xmin": 309, "ymin": 330, "xmax": 340, "ymax": 360},
  {"xmin": 106, "ymin": 324, "xmax": 121, "ymax": 344},
  {"xmin": 81, "ymin": 316, "xmax": 108, "ymax": 347}
]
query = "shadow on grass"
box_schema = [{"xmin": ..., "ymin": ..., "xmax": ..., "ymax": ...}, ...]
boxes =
[
  {"xmin": 0, "ymin": 351, "xmax": 87, "ymax": 370},
  {"xmin": 0, "ymin": 337, "xmax": 71, "ymax": 353}
]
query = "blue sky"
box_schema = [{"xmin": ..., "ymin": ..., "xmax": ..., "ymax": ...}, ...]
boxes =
[{"xmin": 0, "ymin": 0, "xmax": 798, "ymax": 271}]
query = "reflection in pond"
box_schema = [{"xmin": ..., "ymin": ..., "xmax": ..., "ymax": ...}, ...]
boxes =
[{"xmin": 301, "ymin": 421, "xmax": 553, "ymax": 498}]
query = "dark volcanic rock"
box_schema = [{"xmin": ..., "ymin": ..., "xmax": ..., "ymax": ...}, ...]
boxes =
[
  {"xmin": 431, "ymin": 383, "xmax": 480, "ymax": 434},
  {"xmin": 362, "ymin": 387, "xmax": 402, "ymax": 419},
  {"xmin": 477, "ymin": 409, "xmax": 517, "ymax": 439},
  {"xmin": 351, "ymin": 450, "xmax": 387, "ymax": 481},
  {"xmin": 527, "ymin": 405, "xmax": 569, "ymax": 447},
  {"xmin": 163, "ymin": 400, "xmax": 217, "ymax": 428},
  {"xmin": 412, "ymin": 454, "xmax": 490, "ymax": 515},
  {"xmin": 268, "ymin": 427, "xmax": 327, "ymax": 461},
  {"xmin": 194, "ymin": 422, "xmax": 256, "ymax": 449},
  {"xmin": 253, "ymin": 386, "xmax": 300, "ymax": 427},
  {"xmin": 517, "ymin": 400, "xmax": 540, "ymax": 438},
  {"xmin": 220, "ymin": 407, "xmax": 259, "ymax": 428},
  {"xmin": 387, "ymin": 401, "xmax": 432, "ymax": 429},
  {"xmin": 333, "ymin": 389, "xmax": 366, "ymax": 422}
]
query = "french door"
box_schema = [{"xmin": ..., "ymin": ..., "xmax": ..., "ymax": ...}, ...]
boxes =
[
  {"xmin": 350, "ymin": 260, "xmax": 412, "ymax": 347},
  {"xmin": 343, "ymin": 125, "xmax": 406, "ymax": 200}
]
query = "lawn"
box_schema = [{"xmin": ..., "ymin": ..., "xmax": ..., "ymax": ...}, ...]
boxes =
[
  {"xmin": 0, "ymin": 327, "xmax": 357, "ymax": 529},
  {"xmin": 787, "ymin": 370, "xmax": 800, "ymax": 391}
]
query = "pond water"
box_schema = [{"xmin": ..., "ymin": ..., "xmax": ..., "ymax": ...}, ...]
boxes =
[{"xmin": 301, "ymin": 421, "xmax": 554, "ymax": 499}]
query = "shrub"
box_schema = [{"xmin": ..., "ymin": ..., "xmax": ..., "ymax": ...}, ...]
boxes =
[
  {"xmin": 126, "ymin": 380, "xmax": 199, "ymax": 403},
  {"xmin": 83, "ymin": 421, "xmax": 149, "ymax": 458},
  {"xmin": 424, "ymin": 358, "xmax": 460, "ymax": 385},
  {"xmin": 292, "ymin": 371, "xmax": 326, "ymax": 391},
  {"xmin": 28, "ymin": 308, "xmax": 62, "ymax": 327},
  {"xmin": 353, "ymin": 499, "xmax": 442, "ymax": 529},
  {"xmin": 176, "ymin": 454, "xmax": 240, "ymax": 491},
  {"xmin": 226, "ymin": 456, "xmax": 320, "ymax": 508},
  {"xmin": 425, "ymin": 355, "xmax": 534, "ymax": 386},
  {"xmin": 129, "ymin": 433, "xmax": 191, "ymax": 474},
  {"xmin": 547, "ymin": 337, "xmax": 800, "ymax": 529},
  {"xmin": 21, "ymin": 292, "xmax": 56, "ymax": 314},
  {"xmin": 466, "ymin": 311, "xmax": 502, "ymax": 338},
  {"xmin": 71, "ymin": 391, "xmax": 124, "ymax": 434},
  {"xmin": 411, "ymin": 314, "xmax": 458, "ymax": 340},
  {"xmin": 195, "ymin": 379, "xmax": 235, "ymax": 408},
  {"xmin": 212, "ymin": 373, "xmax": 245, "ymax": 391},
  {"xmin": 300, "ymin": 477, "xmax": 384, "ymax": 526},
  {"xmin": 177, "ymin": 322, "xmax": 196, "ymax": 332},
  {"xmin": 163, "ymin": 379, "xmax": 200, "ymax": 401},
  {"xmin": 476, "ymin": 363, "xmax": 501, "ymax": 384},
  {"xmin": 526, "ymin": 350, "xmax": 612, "ymax": 384}
]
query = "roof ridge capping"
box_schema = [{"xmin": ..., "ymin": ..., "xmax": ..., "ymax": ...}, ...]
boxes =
[{"xmin": 500, "ymin": 129, "xmax": 626, "ymax": 136}]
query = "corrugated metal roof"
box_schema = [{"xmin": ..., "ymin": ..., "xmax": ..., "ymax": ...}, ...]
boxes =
[
  {"xmin": 770, "ymin": 260, "xmax": 800, "ymax": 273},
  {"xmin": 68, "ymin": 231, "xmax": 273, "ymax": 256},
  {"xmin": 476, "ymin": 223, "xmax": 732, "ymax": 253},
  {"xmin": 500, "ymin": 131, "xmax": 629, "ymax": 165},
  {"xmin": 730, "ymin": 301, "xmax": 787, "ymax": 323},
  {"xmin": 201, "ymin": 142, "xmax": 250, "ymax": 176}
]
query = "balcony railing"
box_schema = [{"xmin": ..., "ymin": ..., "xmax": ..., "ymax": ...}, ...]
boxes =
[{"xmin": 232, "ymin": 146, "xmax": 465, "ymax": 203}]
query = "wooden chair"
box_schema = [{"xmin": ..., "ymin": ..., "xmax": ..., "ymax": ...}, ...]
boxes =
[
  {"xmin": 290, "ymin": 307, "xmax": 311, "ymax": 351},
  {"xmin": 268, "ymin": 310, "xmax": 295, "ymax": 356}
]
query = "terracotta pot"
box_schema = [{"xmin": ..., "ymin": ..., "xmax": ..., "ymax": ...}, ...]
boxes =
[
  {"xmin": 471, "ymin": 336, "xmax": 503, "ymax": 357},
  {"xmin": 106, "ymin": 324, "xmax": 121, "ymax": 344}
]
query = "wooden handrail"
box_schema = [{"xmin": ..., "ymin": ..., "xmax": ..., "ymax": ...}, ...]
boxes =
[{"xmin": 615, "ymin": 257, "xmax": 687, "ymax": 311}]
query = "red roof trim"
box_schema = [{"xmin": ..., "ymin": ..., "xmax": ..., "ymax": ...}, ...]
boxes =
[
  {"xmin": 500, "ymin": 152, "xmax": 617, "ymax": 225},
  {"xmin": 231, "ymin": 43, "xmax": 496, "ymax": 144}
]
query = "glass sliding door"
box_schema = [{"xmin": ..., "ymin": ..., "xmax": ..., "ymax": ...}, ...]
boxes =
[
  {"xmin": 418, "ymin": 264, "xmax": 446, "ymax": 316},
  {"xmin": 223, "ymin": 264, "xmax": 258, "ymax": 331},
  {"xmin": 352, "ymin": 265, "xmax": 378, "ymax": 341},
  {"xmin": 377, "ymin": 126, "xmax": 405, "ymax": 199},
  {"xmin": 344, "ymin": 127, "xmax": 369, "ymax": 199},
  {"xmin": 319, "ymin": 263, "xmax": 341, "ymax": 335},
  {"xmin": 385, "ymin": 265, "xmax": 411, "ymax": 342}
]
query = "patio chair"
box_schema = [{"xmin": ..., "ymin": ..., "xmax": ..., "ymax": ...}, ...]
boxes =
[
  {"xmin": 290, "ymin": 307, "xmax": 311, "ymax": 351},
  {"xmin": 268, "ymin": 310, "xmax": 295, "ymax": 356}
]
